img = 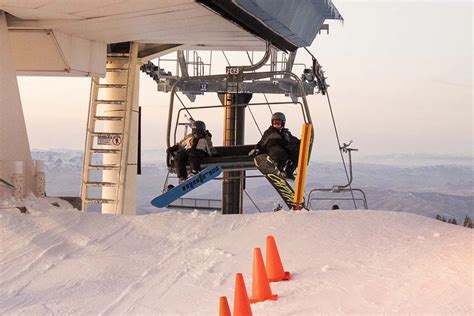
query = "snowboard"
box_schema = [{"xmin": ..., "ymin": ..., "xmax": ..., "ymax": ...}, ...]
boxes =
[
  {"xmin": 254, "ymin": 154, "xmax": 297, "ymax": 210},
  {"xmin": 151, "ymin": 164, "xmax": 222, "ymax": 208}
]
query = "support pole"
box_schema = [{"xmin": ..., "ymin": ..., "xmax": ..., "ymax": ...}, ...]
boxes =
[
  {"xmin": 12, "ymin": 161, "xmax": 25, "ymax": 200},
  {"xmin": 293, "ymin": 123, "xmax": 312, "ymax": 210},
  {"xmin": 218, "ymin": 93, "xmax": 252, "ymax": 214},
  {"xmin": 34, "ymin": 160, "xmax": 46, "ymax": 198},
  {"xmin": 0, "ymin": 11, "xmax": 34, "ymax": 198}
]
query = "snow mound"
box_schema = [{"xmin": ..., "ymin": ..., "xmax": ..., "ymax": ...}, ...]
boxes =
[{"xmin": 1, "ymin": 198, "xmax": 472, "ymax": 315}]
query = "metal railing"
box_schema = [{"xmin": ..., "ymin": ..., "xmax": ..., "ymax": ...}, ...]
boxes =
[
  {"xmin": 307, "ymin": 188, "xmax": 368, "ymax": 210},
  {"xmin": 168, "ymin": 197, "xmax": 222, "ymax": 211}
]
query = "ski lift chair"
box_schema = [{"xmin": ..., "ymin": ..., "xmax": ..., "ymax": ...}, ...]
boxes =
[
  {"xmin": 307, "ymin": 142, "xmax": 369, "ymax": 210},
  {"xmin": 166, "ymin": 144, "xmax": 257, "ymax": 172},
  {"xmin": 166, "ymin": 99, "xmax": 312, "ymax": 173},
  {"xmin": 166, "ymin": 100, "xmax": 312, "ymax": 173}
]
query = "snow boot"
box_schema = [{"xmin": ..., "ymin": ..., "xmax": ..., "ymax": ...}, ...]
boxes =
[{"xmin": 284, "ymin": 160, "xmax": 296, "ymax": 181}]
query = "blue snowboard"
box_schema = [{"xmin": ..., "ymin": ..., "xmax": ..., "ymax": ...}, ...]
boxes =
[{"xmin": 151, "ymin": 164, "xmax": 222, "ymax": 208}]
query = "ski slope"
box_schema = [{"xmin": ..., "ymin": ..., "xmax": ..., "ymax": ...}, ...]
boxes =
[{"xmin": 1, "ymin": 198, "xmax": 472, "ymax": 315}]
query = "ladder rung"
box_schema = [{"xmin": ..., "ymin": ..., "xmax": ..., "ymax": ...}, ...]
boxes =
[
  {"xmin": 107, "ymin": 57, "xmax": 130, "ymax": 62},
  {"xmin": 94, "ymin": 116, "xmax": 124, "ymax": 121},
  {"xmin": 85, "ymin": 198, "xmax": 117, "ymax": 204},
  {"xmin": 95, "ymin": 99, "xmax": 126, "ymax": 105},
  {"xmin": 85, "ymin": 181, "xmax": 117, "ymax": 187},
  {"xmin": 107, "ymin": 53, "xmax": 130, "ymax": 57},
  {"xmin": 89, "ymin": 164, "xmax": 120, "ymax": 170},
  {"xmin": 106, "ymin": 68, "xmax": 129, "ymax": 72},
  {"xmin": 91, "ymin": 132, "xmax": 123, "ymax": 137},
  {"xmin": 97, "ymin": 84, "xmax": 128, "ymax": 89},
  {"xmin": 91, "ymin": 148, "xmax": 121, "ymax": 154}
]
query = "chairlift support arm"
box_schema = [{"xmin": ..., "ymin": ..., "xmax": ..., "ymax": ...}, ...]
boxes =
[{"xmin": 167, "ymin": 70, "xmax": 314, "ymax": 148}]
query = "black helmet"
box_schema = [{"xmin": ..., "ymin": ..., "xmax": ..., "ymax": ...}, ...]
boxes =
[
  {"xmin": 192, "ymin": 120, "xmax": 206, "ymax": 135},
  {"xmin": 271, "ymin": 112, "xmax": 286, "ymax": 127}
]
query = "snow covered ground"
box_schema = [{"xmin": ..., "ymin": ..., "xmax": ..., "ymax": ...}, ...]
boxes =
[{"xmin": 1, "ymin": 197, "xmax": 472, "ymax": 315}]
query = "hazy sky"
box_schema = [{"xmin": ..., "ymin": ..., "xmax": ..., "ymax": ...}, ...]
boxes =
[{"xmin": 17, "ymin": 0, "xmax": 472, "ymax": 158}]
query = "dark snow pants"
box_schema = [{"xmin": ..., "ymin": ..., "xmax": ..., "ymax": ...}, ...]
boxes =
[
  {"xmin": 267, "ymin": 143, "xmax": 300, "ymax": 171},
  {"xmin": 174, "ymin": 149, "xmax": 209, "ymax": 179},
  {"xmin": 188, "ymin": 149, "xmax": 209, "ymax": 173}
]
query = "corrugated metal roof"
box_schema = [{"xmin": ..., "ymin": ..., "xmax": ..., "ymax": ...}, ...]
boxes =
[{"xmin": 235, "ymin": 0, "xmax": 343, "ymax": 47}]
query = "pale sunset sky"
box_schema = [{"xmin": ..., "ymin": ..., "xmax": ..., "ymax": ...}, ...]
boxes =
[{"xmin": 17, "ymin": 0, "xmax": 473, "ymax": 158}]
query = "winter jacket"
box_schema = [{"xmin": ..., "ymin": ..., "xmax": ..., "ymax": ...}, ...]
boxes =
[
  {"xmin": 255, "ymin": 126, "xmax": 299, "ymax": 153},
  {"xmin": 168, "ymin": 131, "xmax": 217, "ymax": 156}
]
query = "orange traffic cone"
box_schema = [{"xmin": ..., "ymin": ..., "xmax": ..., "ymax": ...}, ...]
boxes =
[
  {"xmin": 234, "ymin": 273, "xmax": 252, "ymax": 316},
  {"xmin": 266, "ymin": 235, "xmax": 291, "ymax": 282},
  {"xmin": 249, "ymin": 248, "xmax": 278, "ymax": 303},
  {"xmin": 219, "ymin": 296, "xmax": 231, "ymax": 316}
]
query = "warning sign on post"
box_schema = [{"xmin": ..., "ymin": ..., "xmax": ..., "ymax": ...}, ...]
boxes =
[
  {"xmin": 98, "ymin": 136, "xmax": 112, "ymax": 145},
  {"xmin": 97, "ymin": 135, "xmax": 122, "ymax": 146},
  {"xmin": 112, "ymin": 136, "xmax": 122, "ymax": 146}
]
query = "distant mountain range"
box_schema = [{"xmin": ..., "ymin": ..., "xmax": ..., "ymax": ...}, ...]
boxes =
[
  {"xmin": 32, "ymin": 149, "xmax": 473, "ymax": 222},
  {"xmin": 356, "ymin": 153, "xmax": 472, "ymax": 167}
]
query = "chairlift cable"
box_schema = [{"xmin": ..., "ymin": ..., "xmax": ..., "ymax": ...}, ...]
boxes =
[
  {"xmin": 175, "ymin": 93, "xmax": 194, "ymax": 120},
  {"xmin": 163, "ymin": 171, "xmax": 171, "ymax": 193},
  {"xmin": 304, "ymin": 46, "xmax": 358, "ymax": 208},
  {"xmin": 245, "ymin": 51, "xmax": 253, "ymax": 65},
  {"xmin": 325, "ymin": 90, "xmax": 358, "ymax": 209},
  {"xmin": 248, "ymin": 106, "xmax": 263, "ymax": 136},
  {"xmin": 263, "ymin": 93, "xmax": 273, "ymax": 115},
  {"xmin": 222, "ymin": 51, "xmax": 231, "ymax": 66},
  {"xmin": 243, "ymin": 48, "xmax": 263, "ymax": 135},
  {"xmin": 244, "ymin": 189, "xmax": 262, "ymax": 213},
  {"xmin": 303, "ymin": 47, "xmax": 315, "ymax": 60},
  {"xmin": 243, "ymin": 50, "xmax": 274, "ymax": 117}
]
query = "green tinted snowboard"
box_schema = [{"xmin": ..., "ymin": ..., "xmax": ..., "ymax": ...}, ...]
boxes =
[{"xmin": 254, "ymin": 154, "xmax": 296, "ymax": 210}]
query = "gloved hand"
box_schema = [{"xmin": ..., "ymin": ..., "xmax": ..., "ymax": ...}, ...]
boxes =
[
  {"xmin": 166, "ymin": 145, "xmax": 179, "ymax": 155},
  {"xmin": 248, "ymin": 148, "xmax": 260, "ymax": 157}
]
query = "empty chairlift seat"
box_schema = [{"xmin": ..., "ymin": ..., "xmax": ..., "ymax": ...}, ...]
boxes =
[{"xmin": 167, "ymin": 144, "xmax": 257, "ymax": 172}]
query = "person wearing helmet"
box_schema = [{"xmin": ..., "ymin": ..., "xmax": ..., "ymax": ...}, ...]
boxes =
[
  {"xmin": 248, "ymin": 112, "xmax": 300, "ymax": 180},
  {"xmin": 166, "ymin": 120, "xmax": 218, "ymax": 182}
]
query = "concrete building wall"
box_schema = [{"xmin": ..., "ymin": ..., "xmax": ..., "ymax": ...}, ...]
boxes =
[{"xmin": 0, "ymin": 11, "xmax": 34, "ymax": 198}]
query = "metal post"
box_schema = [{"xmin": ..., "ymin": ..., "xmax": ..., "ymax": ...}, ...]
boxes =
[
  {"xmin": 137, "ymin": 106, "xmax": 142, "ymax": 175},
  {"xmin": 293, "ymin": 123, "xmax": 312, "ymax": 210},
  {"xmin": 218, "ymin": 93, "xmax": 252, "ymax": 214}
]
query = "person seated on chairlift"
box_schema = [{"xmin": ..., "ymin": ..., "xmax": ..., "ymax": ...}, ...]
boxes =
[
  {"xmin": 166, "ymin": 120, "xmax": 218, "ymax": 183},
  {"xmin": 248, "ymin": 112, "xmax": 300, "ymax": 180}
]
